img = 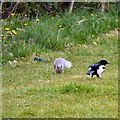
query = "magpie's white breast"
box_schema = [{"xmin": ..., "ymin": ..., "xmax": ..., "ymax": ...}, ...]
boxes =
[{"xmin": 97, "ymin": 65, "xmax": 105, "ymax": 75}]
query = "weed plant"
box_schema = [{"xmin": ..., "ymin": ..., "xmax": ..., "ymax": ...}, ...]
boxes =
[{"xmin": 2, "ymin": 9, "xmax": 118, "ymax": 64}]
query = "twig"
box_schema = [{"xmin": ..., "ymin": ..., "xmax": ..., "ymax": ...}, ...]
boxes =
[
  {"xmin": 44, "ymin": 18, "xmax": 62, "ymax": 40},
  {"xmin": 6, "ymin": 0, "xmax": 20, "ymax": 21},
  {"xmin": 57, "ymin": 29, "xmax": 60, "ymax": 41},
  {"xmin": 69, "ymin": 0, "xmax": 75, "ymax": 13},
  {"xmin": 0, "ymin": 1, "xmax": 3, "ymax": 13},
  {"xmin": 76, "ymin": 17, "xmax": 107, "ymax": 25}
]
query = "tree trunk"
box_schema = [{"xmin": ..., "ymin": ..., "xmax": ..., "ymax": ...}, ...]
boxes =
[
  {"xmin": 69, "ymin": 0, "xmax": 75, "ymax": 13},
  {"xmin": 101, "ymin": 0, "xmax": 105, "ymax": 13}
]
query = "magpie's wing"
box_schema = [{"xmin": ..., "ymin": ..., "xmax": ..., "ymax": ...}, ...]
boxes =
[
  {"xmin": 87, "ymin": 70, "xmax": 95, "ymax": 75},
  {"xmin": 89, "ymin": 63, "xmax": 99, "ymax": 69}
]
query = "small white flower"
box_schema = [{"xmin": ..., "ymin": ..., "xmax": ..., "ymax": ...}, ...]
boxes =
[
  {"xmin": 13, "ymin": 60, "xmax": 17, "ymax": 63},
  {"xmin": 83, "ymin": 44, "xmax": 88, "ymax": 48},
  {"xmin": 92, "ymin": 42, "xmax": 97, "ymax": 45},
  {"xmin": 8, "ymin": 52, "xmax": 13, "ymax": 57},
  {"xmin": 8, "ymin": 61, "xmax": 12, "ymax": 65}
]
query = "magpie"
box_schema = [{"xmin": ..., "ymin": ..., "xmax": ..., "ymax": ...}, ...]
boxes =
[{"xmin": 87, "ymin": 60, "xmax": 110, "ymax": 79}]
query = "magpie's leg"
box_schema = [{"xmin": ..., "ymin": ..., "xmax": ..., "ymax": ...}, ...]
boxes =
[
  {"xmin": 96, "ymin": 74, "xmax": 102, "ymax": 80},
  {"xmin": 90, "ymin": 74, "xmax": 93, "ymax": 78}
]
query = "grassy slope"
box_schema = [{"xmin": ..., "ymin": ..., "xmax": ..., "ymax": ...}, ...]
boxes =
[
  {"xmin": 3, "ymin": 30, "xmax": 118, "ymax": 118},
  {"xmin": 2, "ymin": 10, "xmax": 118, "ymax": 64}
]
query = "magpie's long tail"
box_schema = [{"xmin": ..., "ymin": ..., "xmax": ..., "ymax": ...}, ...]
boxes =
[{"xmin": 87, "ymin": 70, "xmax": 95, "ymax": 75}]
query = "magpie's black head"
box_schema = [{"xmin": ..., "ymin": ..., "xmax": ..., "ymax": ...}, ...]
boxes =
[{"xmin": 98, "ymin": 60, "xmax": 110, "ymax": 65}]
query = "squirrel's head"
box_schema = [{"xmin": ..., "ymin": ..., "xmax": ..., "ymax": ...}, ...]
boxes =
[{"xmin": 54, "ymin": 66, "xmax": 63, "ymax": 74}]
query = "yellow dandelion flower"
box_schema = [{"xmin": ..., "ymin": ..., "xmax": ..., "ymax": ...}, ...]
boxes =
[
  {"xmin": 59, "ymin": 25, "xmax": 62, "ymax": 28},
  {"xmin": 36, "ymin": 19, "xmax": 40, "ymax": 22},
  {"xmin": 12, "ymin": 30, "xmax": 17, "ymax": 35},
  {"xmin": 91, "ymin": 14, "xmax": 94, "ymax": 16},
  {"xmin": 5, "ymin": 28, "xmax": 10, "ymax": 31},
  {"xmin": 82, "ymin": 16, "xmax": 85, "ymax": 18},
  {"xmin": 92, "ymin": 35, "xmax": 94, "ymax": 37},
  {"xmin": 24, "ymin": 14, "xmax": 27, "ymax": 17},
  {"xmin": 51, "ymin": 17, "xmax": 54, "ymax": 19},
  {"xmin": 11, "ymin": 13, "xmax": 15, "ymax": 16},
  {"xmin": 24, "ymin": 23, "xmax": 28, "ymax": 26}
]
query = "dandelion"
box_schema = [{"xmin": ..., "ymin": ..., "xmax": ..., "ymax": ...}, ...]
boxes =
[
  {"xmin": 24, "ymin": 23, "xmax": 28, "ymax": 26},
  {"xmin": 92, "ymin": 35, "xmax": 94, "ymax": 38},
  {"xmin": 58, "ymin": 24, "xmax": 64, "ymax": 30},
  {"xmin": 58, "ymin": 25, "xmax": 63, "ymax": 29},
  {"xmin": 12, "ymin": 30, "xmax": 17, "ymax": 35},
  {"xmin": 59, "ymin": 25, "xmax": 62, "ymax": 28},
  {"xmin": 51, "ymin": 16, "xmax": 54, "ymax": 19},
  {"xmin": 82, "ymin": 16, "xmax": 85, "ymax": 18},
  {"xmin": 5, "ymin": 28, "xmax": 10, "ymax": 31},
  {"xmin": 36, "ymin": 19, "xmax": 40, "ymax": 22},
  {"xmin": 91, "ymin": 14, "xmax": 94, "ymax": 16},
  {"xmin": 11, "ymin": 13, "xmax": 15, "ymax": 16},
  {"xmin": 24, "ymin": 14, "xmax": 27, "ymax": 17}
]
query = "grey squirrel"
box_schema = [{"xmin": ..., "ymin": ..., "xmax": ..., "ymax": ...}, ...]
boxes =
[{"xmin": 54, "ymin": 58, "xmax": 72, "ymax": 74}]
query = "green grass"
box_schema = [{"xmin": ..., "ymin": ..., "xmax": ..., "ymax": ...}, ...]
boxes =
[
  {"xmin": 2, "ymin": 30, "xmax": 118, "ymax": 118},
  {"xmin": 2, "ymin": 9, "xmax": 118, "ymax": 64}
]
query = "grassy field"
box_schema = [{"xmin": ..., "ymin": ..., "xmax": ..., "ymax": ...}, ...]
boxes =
[
  {"xmin": 2, "ymin": 29, "xmax": 118, "ymax": 118},
  {"xmin": 2, "ymin": 10, "xmax": 118, "ymax": 64}
]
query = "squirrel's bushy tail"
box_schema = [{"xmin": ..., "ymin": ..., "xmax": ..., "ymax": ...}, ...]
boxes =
[{"xmin": 64, "ymin": 60, "xmax": 72, "ymax": 68}]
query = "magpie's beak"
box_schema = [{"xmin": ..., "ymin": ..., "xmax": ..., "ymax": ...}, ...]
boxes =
[{"xmin": 107, "ymin": 62, "xmax": 110, "ymax": 64}]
